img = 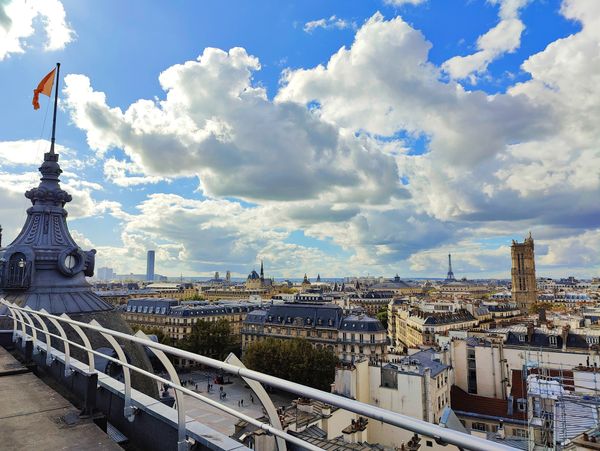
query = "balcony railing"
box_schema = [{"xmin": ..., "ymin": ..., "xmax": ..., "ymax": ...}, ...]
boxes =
[{"xmin": 1, "ymin": 299, "xmax": 516, "ymax": 451}]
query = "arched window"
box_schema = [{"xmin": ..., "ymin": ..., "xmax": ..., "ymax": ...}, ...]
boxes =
[{"xmin": 6, "ymin": 252, "xmax": 30, "ymax": 288}]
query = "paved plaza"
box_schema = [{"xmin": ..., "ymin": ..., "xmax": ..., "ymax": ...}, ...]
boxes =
[{"xmin": 167, "ymin": 368, "xmax": 295, "ymax": 436}]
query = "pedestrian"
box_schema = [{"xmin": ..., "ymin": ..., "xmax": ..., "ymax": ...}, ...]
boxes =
[
  {"xmin": 250, "ymin": 394, "xmax": 254, "ymax": 404},
  {"xmin": 241, "ymin": 399, "xmax": 244, "ymax": 407}
]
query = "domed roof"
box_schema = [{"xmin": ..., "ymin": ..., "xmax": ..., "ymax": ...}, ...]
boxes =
[
  {"xmin": 248, "ymin": 270, "xmax": 260, "ymax": 280},
  {"xmin": 0, "ymin": 149, "xmax": 112, "ymax": 314}
]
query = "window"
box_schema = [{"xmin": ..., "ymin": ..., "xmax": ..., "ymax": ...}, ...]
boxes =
[
  {"xmin": 518, "ymin": 334, "xmax": 525, "ymax": 342},
  {"xmin": 426, "ymin": 440, "xmax": 433, "ymax": 447},
  {"xmin": 471, "ymin": 422, "xmax": 486, "ymax": 432},
  {"xmin": 512, "ymin": 429, "xmax": 527, "ymax": 438},
  {"xmin": 370, "ymin": 334, "xmax": 375, "ymax": 344},
  {"xmin": 587, "ymin": 336, "xmax": 599, "ymax": 345},
  {"xmin": 549, "ymin": 335, "xmax": 557, "ymax": 346},
  {"xmin": 517, "ymin": 399, "xmax": 526, "ymax": 412}
]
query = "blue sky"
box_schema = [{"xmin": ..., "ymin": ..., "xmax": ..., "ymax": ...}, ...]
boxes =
[{"xmin": 0, "ymin": 0, "xmax": 598, "ymax": 279}]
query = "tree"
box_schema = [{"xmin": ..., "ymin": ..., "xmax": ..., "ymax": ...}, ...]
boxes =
[
  {"xmin": 181, "ymin": 319, "xmax": 239, "ymax": 360},
  {"xmin": 376, "ymin": 308, "xmax": 388, "ymax": 329},
  {"xmin": 243, "ymin": 338, "xmax": 337, "ymax": 391},
  {"xmin": 130, "ymin": 325, "xmax": 172, "ymax": 345},
  {"xmin": 184, "ymin": 294, "xmax": 206, "ymax": 301}
]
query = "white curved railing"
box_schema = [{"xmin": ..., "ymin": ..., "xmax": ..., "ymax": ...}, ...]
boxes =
[{"xmin": 0, "ymin": 299, "xmax": 517, "ymax": 451}]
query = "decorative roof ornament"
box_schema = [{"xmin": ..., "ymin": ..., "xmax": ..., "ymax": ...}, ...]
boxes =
[{"xmin": 0, "ymin": 63, "xmax": 110, "ymax": 314}]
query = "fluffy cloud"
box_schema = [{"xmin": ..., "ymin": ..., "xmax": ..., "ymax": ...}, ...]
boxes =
[
  {"xmin": 277, "ymin": 8, "xmax": 600, "ymax": 275},
  {"xmin": 57, "ymin": 4, "xmax": 600, "ymax": 278},
  {"xmin": 304, "ymin": 16, "xmax": 356, "ymax": 33},
  {"xmin": 63, "ymin": 48, "xmax": 405, "ymax": 207},
  {"xmin": 442, "ymin": 0, "xmax": 530, "ymax": 81},
  {"xmin": 384, "ymin": 0, "xmax": 427, "ymax": 5},
  {"xmin": 0, "ymin": 139, "xmax": 117, "ymax": 242},
  {"xmin": 104, "ymin": 158, "xmax": 166, "ymax": 187},
  {"xmin": 89, "ymin": 193, "xmax": 346, "ymax": 277},
  {"xmin": 0, "ymin": 0, "xmax": 74, "ymax": 60}
]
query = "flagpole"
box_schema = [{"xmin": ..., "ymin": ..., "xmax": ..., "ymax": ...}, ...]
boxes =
[{"xmin": 50, "ymin": 62, "xmax": 61, "ymax": 155}]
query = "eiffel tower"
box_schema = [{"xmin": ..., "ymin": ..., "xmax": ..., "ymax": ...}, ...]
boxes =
[{"xmin": 445, "ymin": 253, "xmax": 456, "ymax": 282}]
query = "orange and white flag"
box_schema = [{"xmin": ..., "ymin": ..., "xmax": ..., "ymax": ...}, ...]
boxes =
[{"xmin": 32, "ymin": 68, "xmax": 56, "ymax": 110}]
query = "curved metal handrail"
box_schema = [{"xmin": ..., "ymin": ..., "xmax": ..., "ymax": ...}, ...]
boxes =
[{"xmin": 0, "ymin": 299, "xmax": 517, "ymax": 451}]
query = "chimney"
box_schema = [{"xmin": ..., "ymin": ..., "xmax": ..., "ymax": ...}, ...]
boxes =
[
  {"xmin": 527, "ymin": 323, "xmax": 535, "ymax": 343},
  {"xmin": 496, "ymin": 420, "xmax": 506, "ymax": 440},
  {"xmin": 562, "ymin": 325, "xmax": 570, "ymax": 351},
  {"xmin": 538, "ymin": 308, "xmax": 546, "ymax": 325}
]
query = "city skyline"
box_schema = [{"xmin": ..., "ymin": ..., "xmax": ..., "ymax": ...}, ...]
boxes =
[{"xmin": 0, "ymin": 0, "xmax": 598, "ymax": 279}]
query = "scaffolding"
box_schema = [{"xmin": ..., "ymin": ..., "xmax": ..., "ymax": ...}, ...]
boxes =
[{"xmin": 523, "ymin": 348, "xmax": 600, "ymax": 451}]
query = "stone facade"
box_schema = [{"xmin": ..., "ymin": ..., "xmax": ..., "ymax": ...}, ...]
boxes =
[{"xmin": 511, "ymin": 233, "xmax": 537, "ymax": 312}]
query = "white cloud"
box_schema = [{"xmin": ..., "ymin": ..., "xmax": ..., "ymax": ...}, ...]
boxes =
[
  {"xmin": 52, "ymin": 5, "xmax": 600, "ymax": 278},
  {"xmin": 104, "ymin": 158, "xmax": 166, "ymax": 187},
  {"xmin": 0, "ymin": 0, "xmax": 74, "ymax": 60},
  {"xmin": 384, "ymin": 0, "xmax": 427, "ymax": 5},
  {"xmin": 442, "ymin": 0, "xmax": 530, "ymax": 81},
  {"xmin": 63, "ymin": 47, "xmax": 406, "ymax": 207},
  {"xmin": 89, "ymin": 193, "xmax": 346, "ymax": 277},
  {"xmin": 0, "ymin": 140, "xmax": 73, "ymax": 166},
  {"xmin": 303, "ymin": 16, "xmax": 356, "ymax": 33},
  {"xmin": 276, "ymin": 9, "xmax": 600, "ymax": 275}
]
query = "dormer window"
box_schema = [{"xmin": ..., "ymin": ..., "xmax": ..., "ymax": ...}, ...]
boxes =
[
  {"xmin": 587, "ymin": 336, "xmax": 599, "ymax": 345},
  {"xmin": 4, "ymin": 252, "xmax": 31, "ymax": 289},
  {"xmin": 549, "ymin": 336, "xmax": 557, "ymax": 346},
  {"xmin": 518, "ymin": 334, "xmax": 525, "ymax": 342}
]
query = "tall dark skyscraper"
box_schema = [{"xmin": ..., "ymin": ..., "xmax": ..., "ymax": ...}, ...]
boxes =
[{"xmin": 146, "ymin": 250, "xmax": 155, "ymax": 281}]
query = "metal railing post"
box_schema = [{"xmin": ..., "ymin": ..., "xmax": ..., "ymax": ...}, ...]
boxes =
[
  {"xmin": 62, "ymin": 313, "xmax": 95, "ymax": 373},
  {"xmin": 6, "ymin": 305, "xmax": 18, "ymax": 342},
  {"xmin": 29, "ymin": 310, "xmax": 54, "ymax": 365},
  {"xmin": 12, "ymin": 308, "xmax": 29, "ymax": 348},
  {"xmin": 19, "ymin": 309, "xmax": 39, "ymax": 354},
  {"xmin": 91, "ymin": 319, "xmax": 136, "ymax": 422},
  {"xmin": 44, "ymin": 309, "xmax": 73, "ymax": 377},
  {"xmin": 134, "ymin": 330, "xmax": 189, "ymax": 451}
]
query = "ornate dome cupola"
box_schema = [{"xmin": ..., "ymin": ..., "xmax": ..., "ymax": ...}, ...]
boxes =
[{"xmin": 0, "ymin": 149, "xmax": 112, "ymax": 314}]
